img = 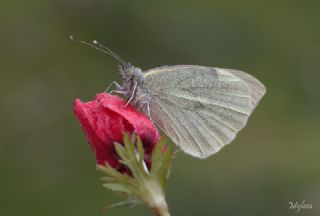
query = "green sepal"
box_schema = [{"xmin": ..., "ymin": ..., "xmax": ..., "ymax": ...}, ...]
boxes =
[
  {"xmin": 97, "ymin": 133, "xmax": 174, "ymax": 210},
  {"xmin": 101, "ymin": 198, "xmax": 139, "ymax": 212},
  {"xmin": 157, "ymin": 144, "xmax": 174, "ymax": 189}
]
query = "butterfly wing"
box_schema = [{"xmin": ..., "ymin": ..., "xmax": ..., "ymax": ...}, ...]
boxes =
[
  {"xmin": 142, "ymin": 65, "xmax": 266, "ymax": 158},
  {"xmin": 224, "ymin": 68, "xmax": 266, "ymax": 110}
]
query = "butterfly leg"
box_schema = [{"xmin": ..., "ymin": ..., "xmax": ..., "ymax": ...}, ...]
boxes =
[
  {"xmin": 121, "ymin": 81, "xmax": 138, "ymax": 108},
  {"xmin": 96, "ymin": 88, "xmax": 126, "ymax": 108},
  {"xmin": 146, "ymin": 100, "xmax": 153, "ymax": 121},
  {"xmin": 104, "ymin": 81, "xmax": 121, "ymax": 93},
  {"xmin": 110, "ymin": 90, "xmax": 126, "ymax": 95}
]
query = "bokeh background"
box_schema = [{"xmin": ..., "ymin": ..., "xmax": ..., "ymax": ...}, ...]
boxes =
[{"xmin": 1, "ymin": 1, "xmax": 320, "ymax": 215}]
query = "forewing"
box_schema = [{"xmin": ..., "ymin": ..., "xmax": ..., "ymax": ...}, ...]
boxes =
[
  {"xmin": 143, "ymin": 65, "xmax": 265, "ymax": 158},
  {"xmin": 223, "ymin": 68, "xmax": 266, "ymax": 110}
]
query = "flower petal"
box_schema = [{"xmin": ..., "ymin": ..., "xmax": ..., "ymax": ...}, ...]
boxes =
[
  {"xmin": 97, "ymin": 93, "xmax": 160, "ymax": 153},
  {"xmin": 74, "ymin": 93, "xmax": 160, "ymax": 172}
]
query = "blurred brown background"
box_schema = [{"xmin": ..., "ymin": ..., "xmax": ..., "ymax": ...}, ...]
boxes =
[{"xmin": 1, "ymin": 0, "xmax": 320, "ymax": 215}]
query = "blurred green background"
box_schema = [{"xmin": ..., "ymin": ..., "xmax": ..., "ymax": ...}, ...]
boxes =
[{"xmin": 1, "ymin": 0, "xmax": 320, "ymax": 215}]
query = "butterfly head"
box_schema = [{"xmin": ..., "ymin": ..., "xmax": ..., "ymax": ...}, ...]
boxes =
[{"xmin": 119, "ymin": 63, "xmax": 142, "ymax": 79}]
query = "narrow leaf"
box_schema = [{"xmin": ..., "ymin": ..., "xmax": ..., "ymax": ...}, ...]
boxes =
[
  {"xmin": 114, "ymin": 143, "xmax": 128, "ymax": 161},
  {"xmin": 150, "ymin": 139, "xmax": 166, "ymax": 175},
  {"xmin": 101, "ymin": 176, "xmax": 115, "ymax": 182},
  {"xmin": 102, "ymin": 198, "xmax": 139, "ymax": 212},
  {"xmin": 157, "ymin": 145, "xmax": 174, "ymax": 189},
  {"xmin": 123, "ymin": 133, "xmax": 136, "ymax": 161},
  {"xmin": 136, "ymin": 136, "xmax": 144, "ymax": 162},
  {"xmin": 103, "ymin": 183, "xmax": 132, "ymax": 194}
]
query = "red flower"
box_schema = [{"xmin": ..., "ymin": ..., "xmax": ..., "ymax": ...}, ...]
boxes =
[{"xmin": 74, "ymin": 93, "xmax": 160, "ymax": 173}]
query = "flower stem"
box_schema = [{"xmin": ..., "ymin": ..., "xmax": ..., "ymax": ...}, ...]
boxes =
[
  {"xmin": 140, "ymin": 180, "xmax": 171, "ymax": 216},
  {"xmin": 152, "ymin": 199, "xmax": 170, "ymax": 216}
]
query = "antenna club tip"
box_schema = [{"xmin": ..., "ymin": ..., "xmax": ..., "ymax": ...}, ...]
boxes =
[
  {"xmin": 70, "ymin": 35, "xmax": 75, "ymax": 40},
  {"xmin": 93, "ymin": 40, "xmax": 98, "ymax": 44}
]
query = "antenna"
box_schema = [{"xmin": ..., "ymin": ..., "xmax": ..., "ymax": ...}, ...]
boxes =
[{"xmin": 69, "ymin": 35, "xmax": 126, "ymax": 65}]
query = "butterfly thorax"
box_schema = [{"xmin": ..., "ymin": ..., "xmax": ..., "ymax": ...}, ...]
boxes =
[{"xmin": 119, "ymin": 64, "xmax": 149, "ymax": 112}]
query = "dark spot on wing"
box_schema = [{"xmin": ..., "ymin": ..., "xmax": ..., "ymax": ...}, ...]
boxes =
[{"xmin": 188, "ymin": 101, "xmax": 205, "ymax": 109}]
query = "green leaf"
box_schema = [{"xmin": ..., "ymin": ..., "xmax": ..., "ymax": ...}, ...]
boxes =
[
  {"xmin": 97, "ymin": 165, "xmax": 139, "ymax": 191},
  {"xmin": 157, "ymin": 145, "xmax": 174, "ymax": 189},
  {"xmin": 150, "ymin": 139, "xmax": 166, "ymax": 176},
  {"xmin": 101, "ymin": 176, "xmax": 115, "ymax": 182},
  {"xmin": 123, "ymin": 133, "xmax": 135, "ymax": 161},
  {"xmin": 114, "ymin": 142, "xmax": 128, "ymax": 161},
  {"xmin": 97, "ymin": 133, "xmax": 173, "ymax": 212},
  {"xmin": 103, "ymin": 183, "xmax": 132, "ymax": 194},
  {"xmin": 136, "ymin": 136, "xmax": 144, "ymax": 162},
  {"xmin": 97, "ymin": 164, "xmax": 124, "ymax": 180},
  {"xmin": 102, "ymin": 198, "xmax": 139, "ymax": 212}
]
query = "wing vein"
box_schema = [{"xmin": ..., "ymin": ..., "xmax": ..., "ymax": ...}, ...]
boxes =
[
  {"xmin": 155, "ymin": 93, "xmax": 250, "ymax": 115},
  {"xmin": 154, "ymin": 100, "xmax": 207, "ymax": 155}
]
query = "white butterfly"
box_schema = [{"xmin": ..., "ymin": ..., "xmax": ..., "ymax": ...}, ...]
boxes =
[
  {"xmin": 71, "ymin": 36, "xmax": 266, "ymax": 158},
  {"xmin": 120, "ymin": 64, "xmax": 266, "ymax": 158}
]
